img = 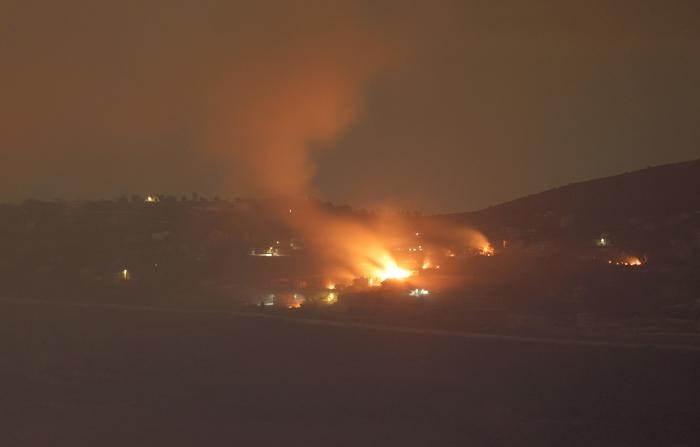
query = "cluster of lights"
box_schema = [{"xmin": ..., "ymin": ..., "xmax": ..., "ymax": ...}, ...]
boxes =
[
  {"xmin": 250, "ymin": 241, "xmax": 285, "ymax": 257},
  {"xmin": 409, "ymin": 288, "xmax": 430, "ymax": 297},
  {"xmin": 608, "ymin": 258, "xmax": 642, "ymax": 267},
  {"xmin": 262, "ymin": 294, "xmax": 276, "ymax": 306}
]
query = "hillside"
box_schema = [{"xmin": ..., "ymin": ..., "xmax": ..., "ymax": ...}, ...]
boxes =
[{"xmin": 445, "ymin": 158, "xmax": 700, "ymax": 243}]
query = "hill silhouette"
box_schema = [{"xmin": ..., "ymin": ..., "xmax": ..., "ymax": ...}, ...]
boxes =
[{"xmin": 445, "ymin": 158, "xmax": 700, "ymax": 242}]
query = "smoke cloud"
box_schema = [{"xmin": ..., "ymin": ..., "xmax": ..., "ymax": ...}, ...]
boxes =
[
  {"xmin": 207, "ymin": 29, "xmax": 388, "ymax": 198},
  {"xmin": 201, "ymin": 23, "xmax": 417, "ymax": 282},
  {"xmin": 201, "ymin": 24, "xmax": 500, "ymax": 285}
]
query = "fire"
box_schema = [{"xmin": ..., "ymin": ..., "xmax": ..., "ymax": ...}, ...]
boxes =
[
  {"xmin": 281, "ymin": 203, "xmax": 487, "ymax": 291},
  {"xmin": 321, "ymin": 253, "xmax": 413, "ymax": 289},
  {"xmin": 611, "ymin": 256, "xmax": 642, "ymax": 267},
  {"xmin": 478, "ymin": 244, "xmax": 495, "ymax": 256},
  {"xmin": 361, "ymin": 255, "xmax": 414, "ymax": 286},
  {"xmin": 295, "ymin": 208, "xmax": 418, "ymax": 288},
  {"xmin": 375, "ymin": 263, "xmax": 412, "ymax": 282}
]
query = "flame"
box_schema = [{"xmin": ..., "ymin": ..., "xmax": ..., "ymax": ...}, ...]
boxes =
[
  {"xmin": 291, "ymin": 205, "xmax": 417, "ymax": 288},
  {"xmin": 280, "ymin": 203, "xmax": 489, "ymax": 291},
  {"xmin": 359, "ymin": 255, "xmax": 414, "ymax": 286},
  {"xmin": 374, "ymin": 262, "xmax": 413, "ymax": 282},
  {"xmin": 611, "ymin": 256, "xmax": 642, "ymax": 267},
  {"xmin": 478, "ymin": 243, "xmax": 495, "ymax": 256}
]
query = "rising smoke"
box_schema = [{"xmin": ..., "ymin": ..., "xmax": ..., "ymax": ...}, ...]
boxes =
[
  {"xmin": 207, "ymin": 29, "xmax": 387, "ymax": 198},
  {"xmin": 206, "ymin": 24, "xmax": 488, "ymax": 283}
]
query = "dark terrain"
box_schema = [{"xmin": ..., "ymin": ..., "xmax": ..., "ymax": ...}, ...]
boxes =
[
  {"xmin": 1, "ymin": 301, "xmax": 698, "ymax": 446},
  {"xmin": 450, "ymin": 158, "xmax": 700, "ymax": 235},
  {"xmin": 2, "ymin": 160, "xmax": 700, "ymax": 445}
]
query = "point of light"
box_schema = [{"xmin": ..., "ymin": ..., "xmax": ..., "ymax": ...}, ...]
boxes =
[
  {"xmin": 409, "ymin": 288, "xmax": 430, "ymax": 297},
  {"xmin": 325, "ymin": 292, "xmax": 338, "ymax": 304}
]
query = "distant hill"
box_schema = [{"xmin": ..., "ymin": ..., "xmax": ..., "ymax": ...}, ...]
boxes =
[{"xmin": 444, "ymin": 158, "xmax": 700, "ymax": 242}]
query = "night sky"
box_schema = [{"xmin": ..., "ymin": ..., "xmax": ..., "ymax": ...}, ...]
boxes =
[{"xmin": 2, "ymin": 0, "xmax": 699, "ymax": 213}]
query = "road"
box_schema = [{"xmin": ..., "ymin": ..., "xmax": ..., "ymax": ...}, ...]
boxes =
[{"xmin": 2, "ymin": 297, "xmax": 699, "ymax": 352}]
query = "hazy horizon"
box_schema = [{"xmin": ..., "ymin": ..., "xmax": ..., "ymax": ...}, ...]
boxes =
[
  {"xmin": 4, "ymin": 156, "xmax": 697, "ymax": 216},
  {"xmin": 2, "ymin": 0, "xmax": 699, "ymax": 213}
]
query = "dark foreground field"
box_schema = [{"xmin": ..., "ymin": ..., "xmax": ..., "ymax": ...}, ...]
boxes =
[{"xmin": 1, "ymin": 301, "xmax": 698, "ymax": 447}]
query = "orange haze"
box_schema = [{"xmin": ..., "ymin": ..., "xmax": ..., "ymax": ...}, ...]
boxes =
[
  {"xmin": 204, "ymin": 26, "xmax": 488, "ymax": 286},
  {"xmin": 207, "ymin": 29, "xmax": 387, "ymax": 197}
]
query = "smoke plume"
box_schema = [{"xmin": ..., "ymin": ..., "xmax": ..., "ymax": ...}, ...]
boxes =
[
  {"xmin": 207, "ymin": 29, "xmax": 387, "ymax": 198},
  {"xmin": 206, "ymin": 24, "xmax": 489, "ymax": 284}
]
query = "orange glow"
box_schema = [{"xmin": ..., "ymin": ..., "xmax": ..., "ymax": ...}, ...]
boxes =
[
  {"xmin": 274, "ymin": 202, "xmax": 488, "ymax": 292},
  {"xmin": 422, "ymin": 260, "xmax": 440, "ymax": 270},
  {"xmin": 611, "ymin": 256, "xmax": 642, "ymax": 266},
  {"xmin": 361, "ymin": 256, "xmax": 414, "ymax": 286},
  {"xmin": 290, "ymin": 205, "xmax": 418, "ymax": 288},
  {"xmin": 478, "ymin": 243, "xmax": 495, "ymax": 256},
  {"xmin": 375, "ymin": 262, "xmax": 413, "ymax": 282}
]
